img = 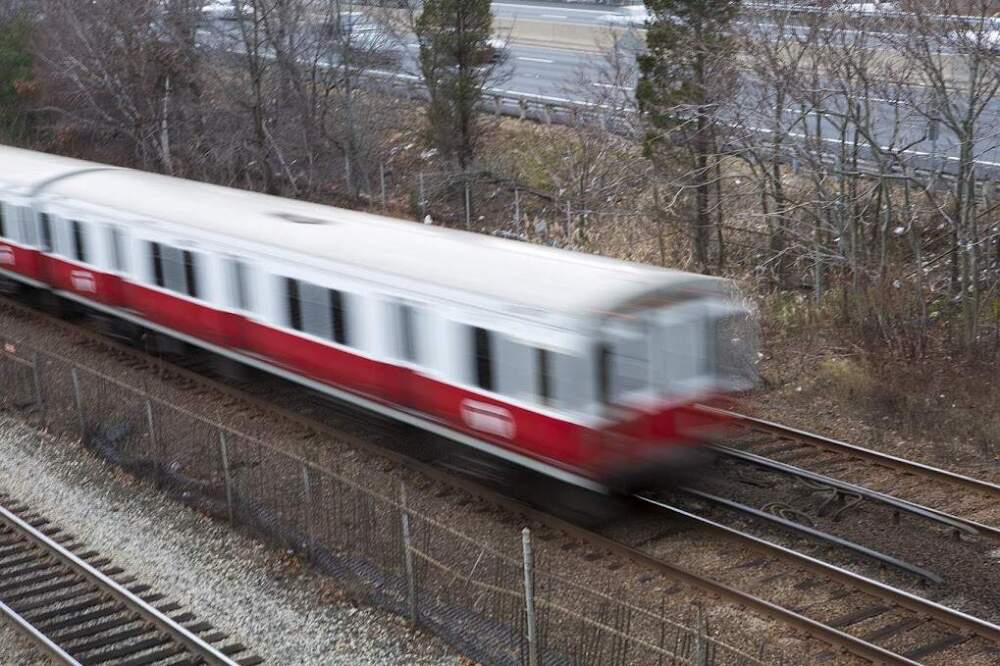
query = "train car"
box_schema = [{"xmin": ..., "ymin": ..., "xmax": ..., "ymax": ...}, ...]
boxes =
[{"xmin": 0, "ymin": 145, "xmax": 756, "ymax": 498}]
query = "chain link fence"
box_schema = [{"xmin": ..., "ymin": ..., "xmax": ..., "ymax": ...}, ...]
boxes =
[{"xmin": 0, "ymin": 332, "xmax": 784, "ymax": 666}]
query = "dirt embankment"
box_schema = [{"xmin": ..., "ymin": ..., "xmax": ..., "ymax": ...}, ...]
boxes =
[{"xmin": 750, "ymin": 296, "xmax": 1000, "ymax": 481}]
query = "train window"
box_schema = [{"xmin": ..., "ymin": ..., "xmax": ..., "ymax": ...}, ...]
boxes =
[
  {"xmin": 150, "ymin": 242, "xmax": 165, "ymax": 287},
  {"xmin": 160, "ymin": 245, "xmax": 187, "ymax": 294},
  {"xmin": 603, "ymin": 320, "xmax": 651, "ymax": 401},
  {"xmin": 39, "ymin": 213, "xmax": 52, "ymax": 252},
  {"xmin": 109, "ymin": 228, "xmax": 126, "ymax": 272},
  {"xmin": 299, "ymin": 281, "xmax": 331, "ymax": 339},
  {"xmin": 53, "ymin": 216, "xmax": 74, "ymax": 257},
  {"xmin": 18, "ymin": 208, "xmax": 37, "ymax": 246},
  {"xmin": 284, "ymin": 278, "xmax": 350, "ymax": 345},
  {"xmin": 547, "ymin": 351, "xmax": 590, "ymax": 410},
  {"xmin": 536, "ymin": 349, "xmax": 551, "ymax": 405},
  {"xmin": 472, "ymin": 326, "xmax": 494, "ymax": 391},
  {"xmin": 496, "ymin": 336, "xmax": 533, "ymax": 399},
  {"xmin": 596, "ymin": 343, "xmax": 611, "ymax": 404},
  {"xmin": 398, "ymin": 303, "xmax": 417, "ymax": 362},
  {"xmin": 0, "ymin": 204, "xmax": 5, "ymax": 238},
  {"xmin": 183, "ymin": 250, "xmax": 199, "ymax": 298},
  {"xmin": 228, "ymin": 259, "xmax": 249, "ymax": 310},
  {"xmin": 614, "ymin": 339, "xmax": 649, "ymax": 396},
  {"xmin": 147, "ymin": 242, "xmax": 197, "ymax": 298},
  {"xmin": 285, "ymin": 278, "xmax": 303, "ymax": 331},
  {"xmin": 71, "ymin": 220, "xmax": 88, "ymax": 263},
  {"xmin": 330, "ymin": 289, "xmax": 348, "ymax": 345},
  {"xmin": 660, "ymin": 317, "xmax": 704, "ymax": 388}
]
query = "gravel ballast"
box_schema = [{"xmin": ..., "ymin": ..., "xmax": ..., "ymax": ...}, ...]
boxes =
[
  {"xmin": 0, "ymin": 620, "xmax": 57, "ymax": 665},
  {"xmin": 0, "ymin": 412, "xmax": 459, "ymax": 666}
]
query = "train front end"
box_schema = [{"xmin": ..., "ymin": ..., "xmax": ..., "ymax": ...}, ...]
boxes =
[{"xmin": 589, "ymin": 280, "xmax": 757, "ymax": 491}]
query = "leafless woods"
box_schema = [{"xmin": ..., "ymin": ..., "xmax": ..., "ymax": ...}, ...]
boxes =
[{"xmin": 7, "ymin": 0, "xmax": 1000, "ymax": 357}]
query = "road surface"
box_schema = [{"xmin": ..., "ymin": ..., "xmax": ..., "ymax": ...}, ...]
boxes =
[{"xmin": 204, "ymin": 9, "xmax": 1000, "ymax": 177}]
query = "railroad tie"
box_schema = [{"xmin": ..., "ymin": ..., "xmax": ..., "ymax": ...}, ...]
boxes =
[
  {"xmin": 828, "ymin": 604, "xmax": 893, "ymax": 629},
  {"xmin": 0, "ymin": 499, "xmax": 261, "ymax": 666},
  {"xmin": 902, "ymin": 633, "xmax": 970, "ymax": 660}
]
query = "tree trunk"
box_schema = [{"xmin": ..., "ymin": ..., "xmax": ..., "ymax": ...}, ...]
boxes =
[{"xmin": 694, "ymin": 111, "xmax": 710, "ymax": 272}]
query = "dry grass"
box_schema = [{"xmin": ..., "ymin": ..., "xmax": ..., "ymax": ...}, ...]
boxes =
[{"xmin": 756, "ymin": 293, "xmax": 1000, "ymax": 467}]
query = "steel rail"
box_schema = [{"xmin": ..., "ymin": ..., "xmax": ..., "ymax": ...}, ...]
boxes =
[
  {"xmin": 0, "ymin": 503, "xmax": 240, "ymax": 666},
  {"xmin": 705, "ymin": 407, "xmax": 1000, "ymax": 498},
  {"xmin": 636, "ymin": 494, "xmax": 1000, "ymax": 645},
  {"xmin": 678, "ymin": 486, "xmax": 943, "ymax": 583},
  {"xmin": 713, "ymin": 443, "xmax": 996, "ymax": 539},
  {"xmin": 552, "ymin": 516, "xmax": 922, "ymax": 666},
  {"xmin": 0, "ymin": 598, "xmax": 82, "ymax": 666}
]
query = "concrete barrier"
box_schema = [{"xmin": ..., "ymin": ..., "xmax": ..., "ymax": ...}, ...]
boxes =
[
  {"xmin": 496, "ymin": 17, "xmax": 633, "ymax": 52},
  {"xmin": 375, "ymin": 8, "xmax": 632, "ymax": 53}
]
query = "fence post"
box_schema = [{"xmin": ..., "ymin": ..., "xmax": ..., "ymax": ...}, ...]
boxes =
[
  {"xmin": 31, "ymin": 352, "xmax": 43, "ymax": 409},
  {"xmin": 418, "ymin": 171, "xmax": 426, "ymax": 217},
  {"xmin": 514, "ymin": 188, "xmax": 521, "ymax": 230},
  {"xmin": 219, "ymin": 430, "xmax": 235, "ymax": 525},
  {"xmin": 694, "ymin": 605, "xmax": 707, "ymax": 665},
  {"xmin": 302, "ymin": 463, "xmax": 315, "ymax": 562},
  {"xmin": 522, "ymin": 527, "xmax": 539, "ymax": 666},
  {"xmin": 380, "ymin": 163, "xmax": 387, "ymax": 208},
  {"xmin": 464, "ymin": 179, "xmax": 471, "ymax": 230},
  {"xmin": 400, "ymin": 483, "xmax": 418, "ymax": 626},
  {"xmin": 70, "ymin": 368, "xmax": 86, "ymax": 444},
  {"xmin": 144, "ymin": 400, "xmax": 162, "ymax": 488}
]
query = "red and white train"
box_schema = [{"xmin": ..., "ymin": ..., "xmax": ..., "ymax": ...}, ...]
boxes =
[{"xmin": 0, "ymin": 145, "xmax": 754, "ymax": 496}]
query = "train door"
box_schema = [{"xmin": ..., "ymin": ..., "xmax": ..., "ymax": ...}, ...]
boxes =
[
  {"xmin": 35, "ymin": 209, "xmax": 55, "ymax": 286},
  {"xmin": 0, "ymin": 202, "xmax": 38, "ymax": 280},
  {"xmin": 601, "ymin": 315, "xmax": 653, "ymax": 406},
  {"xmin": 651, "ymin": 303, "xmax": 710, "ymax": 397},
  {"xmin": 387, "ymin": 299, "xmax": 421, "ymax": 409},
  {"xmin": 7, "ymin": 205, "xmax": 46, "ymax": 283},
  {"xmin": 223, "ymin": 256, "xmax": 254, "ymax": 349}
]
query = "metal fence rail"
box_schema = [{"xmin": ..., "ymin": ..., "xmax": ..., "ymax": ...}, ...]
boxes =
[{"xmin": 0, "ymin": 331, "xmax": 785, "ymax": 666}]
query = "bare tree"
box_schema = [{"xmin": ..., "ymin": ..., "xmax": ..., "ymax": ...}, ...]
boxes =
[
  {"xmin": 223, "ymin": 0, "xmax": 285, "ymax": 192},
  {"xmin": 197, "ymin": 0, "xmax": 408, "ymax": 196},
  {"xmin": 736, "ymin": 6, "xmax": 819, "ymax": 289},
  {"xmin": 36, "ymin": 0, "xmax": 207, "ymax": 173},
  {"xmin": 888, "ymin": 0, "xmax": 1000, "ymax": 345},
  {"xmin": 261, "ymin": 0, "xmax": 404, "ymax": 196},
  {"xmin": 555, "ymin": 33, "xmax": 650, "ymax": 250}
]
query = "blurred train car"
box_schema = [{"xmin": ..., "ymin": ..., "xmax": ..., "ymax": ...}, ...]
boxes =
[{"xmin": 0, "ymin": 146, "xmax": 756, "ymax": 500}]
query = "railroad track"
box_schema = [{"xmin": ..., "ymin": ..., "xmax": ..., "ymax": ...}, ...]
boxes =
[
  {"xmin": 614, "ymin": 494, "xmax": 1000, "ymax": 665},
  {"xmin": 0, "ymin": 494, "xmax": 260, "ymax": 666},
  {"xmin": 606, "ymin": 409, "xmax": 1000, "ymax": 663},
  {"xmin": 4, "ymin": 296, "xmax": 1000, "ymax": 664},
  {"xmin": 710, "ymin": 409, "xmax": 1000, "ymax": 541}
]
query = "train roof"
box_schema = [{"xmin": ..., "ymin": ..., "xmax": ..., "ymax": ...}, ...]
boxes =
[
  {"xmin": 0, "ymin": 145, "xmax": 725, "ymax": 316},
  {"xmin": 0, "ymin": 147, "xmax": 106, "ymax": 192}
]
